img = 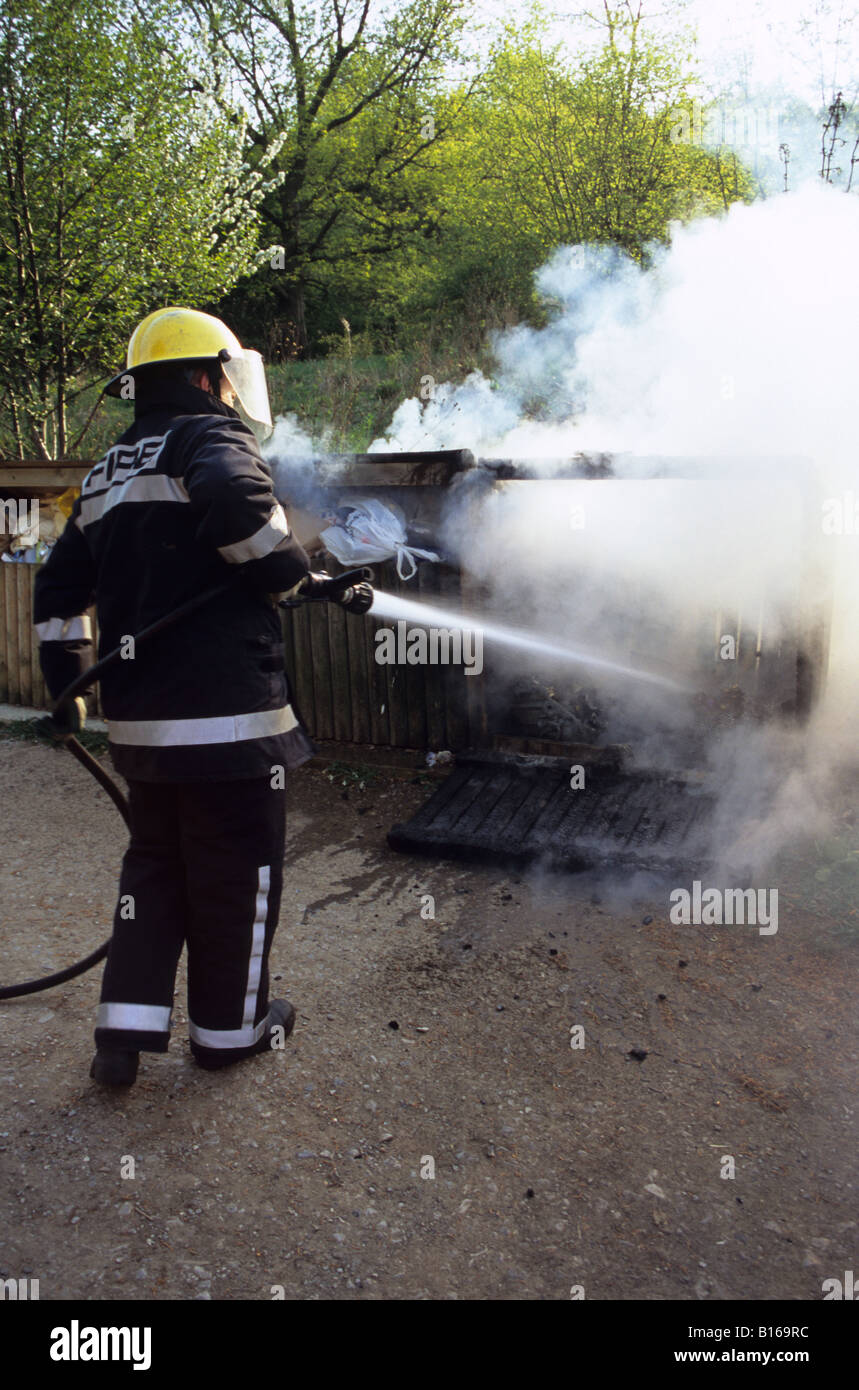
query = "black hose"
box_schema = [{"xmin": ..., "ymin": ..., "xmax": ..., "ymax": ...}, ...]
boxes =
[
  {"xmin": 65, "ymin": 734, "xmax": 132, "ymax": 829},
  {"xmin": 55, "ymin": 580, "xmax": 235, "ymax": 705},
  {"xmin": 0, "ymin": 937, "xmax": 112, "ymax": 999}
]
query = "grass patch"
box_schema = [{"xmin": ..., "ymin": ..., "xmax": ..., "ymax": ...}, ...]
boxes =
[
  {"xmin": 0, "ymin": 717, "xmax": 110, "ymax": 756},
  {"xmin": 324, "ymin": 760, "xmax": 381, "ymax": 791},
  {"xmin": 56, "ymin": 334, "xmax": 497, "ymax": 461}
]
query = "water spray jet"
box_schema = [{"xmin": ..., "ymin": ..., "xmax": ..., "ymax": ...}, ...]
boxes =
[{"xmin": 369, "ymin": 589, "xmax": 692, "ymax": 694}]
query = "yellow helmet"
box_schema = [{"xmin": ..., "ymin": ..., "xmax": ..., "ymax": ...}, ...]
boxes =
[{"xmin": 105, "ymin": 306, "xmax": 273, "ymax": 433}]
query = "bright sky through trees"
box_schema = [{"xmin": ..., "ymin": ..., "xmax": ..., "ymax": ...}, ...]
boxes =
[{"xmin": 470, "ymin": 1, "xmax": 859, "ymax": 105}]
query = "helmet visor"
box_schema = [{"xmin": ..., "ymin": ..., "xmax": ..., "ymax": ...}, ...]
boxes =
[{"xmin": 221, "ymin": 350, "xmax": 273, "ymax": 437}]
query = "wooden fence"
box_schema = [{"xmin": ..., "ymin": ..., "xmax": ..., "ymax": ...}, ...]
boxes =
[
  {"xmin": 0, "ymin": 563, "xmax": 48, "ymax": 708},
  {"xmin": 282, "ymin": 556, "xmax": 486, "ymax": 750}
]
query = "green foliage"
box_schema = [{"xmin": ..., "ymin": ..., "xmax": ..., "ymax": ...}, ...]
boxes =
[
  {"xmin": 259, "ymin": 4, "xmax": 756, "ymax": 354},
  {"xmin": 188, "ymin": 0, "xmax": 477, "ymax": 352},
  {"xmin": 62, "ymin": 332, "xmax": 496, "ymax": 457},
  {"xmin": 0, "ymin": 0, "xmax": 761, "ymax": 460},
  {"xmin": 0, "ymin": 0, "xmax": 277, "ymax": 459},
  {"xmin": 404, "ymin": 12, "xmax": 754, "ymax": 331}
]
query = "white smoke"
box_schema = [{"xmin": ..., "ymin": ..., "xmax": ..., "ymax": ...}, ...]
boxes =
[
  {"xmin": 262, "ymin": 411, "xmax": 338, "ymax": 518},
  {"xmin": 370, "ymin": 182, "xmax": 858, "ymax": 466},
  {"xmin": 264, "ymin": 411, "xmax": 319, "ymax": 460},
  {"xmin": 371, "ymin": 182, "xmax": 859, "ymax": 871}
]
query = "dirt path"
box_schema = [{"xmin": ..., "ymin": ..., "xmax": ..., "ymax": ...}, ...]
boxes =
[{"xmin": 1, "ymin": 737, "xmax": 857, "ymax": 1300}]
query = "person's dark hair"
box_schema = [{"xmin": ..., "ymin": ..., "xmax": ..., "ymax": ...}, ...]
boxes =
[
  {"xmin": 181, "ymin": 358, "xmax": 222, "ymax": 393},
  {"xmin": 127, "ymin": 357, "xmax": 223, "ymax": 412}
]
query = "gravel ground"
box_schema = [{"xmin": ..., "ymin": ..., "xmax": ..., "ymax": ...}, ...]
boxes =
[{"xmin": 1, "ymin": 735, "xmax": 857, "ymax": 1301}]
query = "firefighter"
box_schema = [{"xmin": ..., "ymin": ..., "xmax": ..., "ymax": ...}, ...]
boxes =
[{"xmin": 33, "ymin": 307, "xmax": 366, "ymax": 1086}]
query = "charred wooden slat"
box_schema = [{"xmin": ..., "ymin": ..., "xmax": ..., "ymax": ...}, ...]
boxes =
[
  {"xmin": 308, "ymin": 602, "xmax": 334, "ymax": 740},
  {"xmin": 345, "ymin": 607, "xmax": 371, "ymax": 745},
  {"xmin": 327, "ymin": 599, "xmax": 352, "ymax": 742},
  {"xmin": 536, "ymin": 785, "xmax": 593, "ymax": 849},
  {"xmin": 394, "ymin": 566, "xmax": 428, "ymax": 751},
  {"xmin": 504, "ymin": 774, "xmax": 570, "ymax": 850},
  {"xmin": 389, "ymin": 760, "xmax": 716, "ymax": 874},
  {"xmin": 314, "ymin": 450, "xmax": 475, "ymax": 489},
  {"xmin": 432, "ymin": 564, "xmax": 468, "ymax": 752},
  {"xmin": 436, "ymin": 764, "xmax": 499, "ymax": 828},
  {"xmin": 288, "ymin": 603, "xmax": 317, "ymax": 739},
  {"xmin": 479, "ymin": 453, "xmax": 614, "ymax": 480},
  {"xmin": 418, "ymin": 563, "xmax": 448, "ymax": 751},
  {"xmin": 0, "ymin": 567, "xmax": 11, "ymax": 700},
  {"xmin": 366, "ymin": 610, "xmax": 391, "ymax": 746},
  {"xmin": 451, "ymin": 768, "xmax": 515, "ymax": 835},
  {"xmin": 403, "ymin": 763, "xmax": 473, "ymax": 829},
  {"xmin": 7, "ymin": 565, "xmax": 21, "ymax": 702}
]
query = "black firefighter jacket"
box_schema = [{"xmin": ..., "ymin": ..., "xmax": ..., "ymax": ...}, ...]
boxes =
[{"xmin": 33, "ymin": 377, "xmax": 314, "ymax": 781}]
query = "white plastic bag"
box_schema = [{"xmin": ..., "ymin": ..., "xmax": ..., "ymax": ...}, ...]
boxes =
[{"xmin": 319, "ymin": 497, "xmax": 439, "ymax": 581}]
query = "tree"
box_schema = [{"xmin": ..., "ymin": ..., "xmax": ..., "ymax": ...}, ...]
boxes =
[
  {"xmin": 183, "ymin": 0, "xmax": 478, "ymax": 353},
  {"xmin": 459, "ymin": 6, "xmax": 752, "ymax": 267},
  {"xmin": 364, "ymin": 3, "xmax": 753, "ymax": 345},
  {"xmin": 0, "ymin": 0, "xmax": 277, "ymax": 460}
]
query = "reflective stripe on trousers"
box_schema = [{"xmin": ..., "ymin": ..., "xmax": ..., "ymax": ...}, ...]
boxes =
[
  {"xmin": 95, "ymin": 779, "xmax": 287, "ymax": 1055},
  {"xmin": 188, "ymin": 865, "xmax": 271, "ymax": 1050}
]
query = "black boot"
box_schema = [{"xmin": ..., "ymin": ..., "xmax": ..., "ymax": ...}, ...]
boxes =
[
  {"xmin": 192, "ymin": 999, "xmax": 296, "ymax": 1071},
  {"xmin": 90, "ymin": 1048, "xmax": 139, "ymax": 1086}
]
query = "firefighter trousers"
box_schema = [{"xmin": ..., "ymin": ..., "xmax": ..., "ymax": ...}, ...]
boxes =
[{"xmin": 94, "ymin": 776, "xmax": 287, "ymax": 1064}]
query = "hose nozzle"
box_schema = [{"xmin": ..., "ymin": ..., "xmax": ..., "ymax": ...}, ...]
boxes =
[
  {"xmin": 319, "ymin": 566, "xmax": 374, "ymax": 597},
  {"xmin": 280, "ymin": 567, "xmax": 375, "ymax": 614}
]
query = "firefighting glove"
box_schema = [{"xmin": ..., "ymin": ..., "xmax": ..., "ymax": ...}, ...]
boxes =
[
  {"xmin": 52, "ymin": 695, "xmax": 88, "ymax": 737},
  {"xmin": 297, "ymin": 572, "xmax": 333, "ymax": 599},
  {"xmin": 333, "ymin": 582, "xmax": 373, "ymax": 616},
  {"xmin": 296, "ymin": 572, "xmax": 374, "ymax": 614},
  {"xmin": 36, "ymin": 695, "xmax": 87, "ymax": 743}
]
